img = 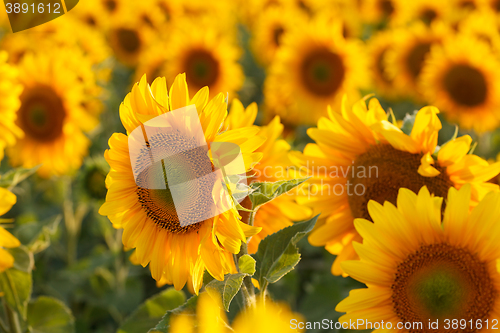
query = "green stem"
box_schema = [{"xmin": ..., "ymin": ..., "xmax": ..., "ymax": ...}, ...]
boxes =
[
  {"xmin": 63, "ymin": 177, "xmax": 84, "ymax": 266},
  {"xmin": 3, "ymin": 301, "xmax": 21, "ymax": 333},
  {"xmin": 0, "ymin": 317, "xmax": 8, "ymax": 333}
]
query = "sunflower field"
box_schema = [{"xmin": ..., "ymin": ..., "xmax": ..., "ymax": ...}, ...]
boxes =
[{"xmin": 2, "ymin": 0, "xmax": 500, "ymax": 332}]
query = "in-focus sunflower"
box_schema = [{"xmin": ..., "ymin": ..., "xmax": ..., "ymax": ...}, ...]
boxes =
[
  {"xmin": 7, "ymin": 50, "xmax": 97, "ymax": 177},
  {"xmin": 169, "ymin": 292, "xmax": 303, "ymax": 333},
  {"xmin": 385, "ymin": 21, "xmax": 449, "ymax": 100},
  {"xmin": 224, "ymin": 100, "xmax": 312, "ymax": 254},
  {"xmin": 290, "ymin": 96, "xmax": 500, "ymax": 276},
  {"xmin": 99, "ymin": 73, "xmax": 264, "ymax": 293},
  {"xmin": 420, "ymin": 34, "xmax": 500, "ymax": 132},
  {"xmin": 337, "ymin": 185, "xmax": 500, "ymax": 331},
  {"xmin": 0, "ymin": 51, "xmax": 23, "ymax": 161},
  {"xmin": 250, "ymin": 6, "xmax": 307, "ymax": 67},
  {"xmin": 0, "ymin": 188, "xmax": 20, "ymax": 272},
  {"xmin": 164, "ymin": 20, "xmax": 243, "ymax": 99},
  {"xmin": 264, "ymin": 17, "xmax": 369, "ymax": 127}
]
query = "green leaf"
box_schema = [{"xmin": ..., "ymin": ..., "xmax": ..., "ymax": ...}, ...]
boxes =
[
  {"xmin": 0, "ymin": 165, "xmax": 40, "ymax": 189},
  {"xmin": 249, "ymin": 178, "xmax": 309, "ymax": 208},
  {"xmin": 14, "ymin": 215, "xmax": 61, "ymax": 254},
  {"xmin": 205, "ymin": 273, "xmax": 246, "ymax": 312},
  {"xmin": 238, "ymin": 254, "xmax": 256, "ymax": 275},
  {"xmin": 400, "ymin": 111, "xmax": 417, "ymax": 135},
  {"xmin": 253, "ymin": 215, "xmax": 318, "ymax": 286},
  {"xmin": 27, "ymin": 296, "xmax": 74, "ymax": 333},
  {"xmin": 118, "ymin": 288, "xmax": 186, "ymax": 333},
  {"xmin": 150, "ymin": 295, "xmax": 198, "ymax": 333},
  {"xmin": 0, "ymin": 268, "xmax": 32, "ymax": 318},
  {"xmin": 6, "ymin": 246, "xmax": 33, "ymax": 273}
]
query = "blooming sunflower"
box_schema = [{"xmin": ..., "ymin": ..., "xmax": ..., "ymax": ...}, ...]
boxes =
[
  {"xmin": 367, "ymin": 30, "xmax": 399, "ymax": 100},
  {"xmin": 420, "ymin": 34, "xmax": 500, "ymax": 132},
  {"xmin": 164, "ymin": 19, "xmax": 243, "ymax": 99},
  {"xmin": 99, "ymin": 73, "xmax": 264, "ymax": 293},
  {"xmin": 264, "ymin": 16, "xmax": 369, "ymax": 127},
  {"xmin": 0, "ymin": 188, "xmax": 20, "ymax": 272},
  {"xmin": 390, "ymin": 0, "xmax": 451, "ymax": 26},
  {"xmin": 359, "ymin": 0, "xmax": 403, "ymax": 25},
  {"xmin": 7, "ymin": 50, "xmax": 97, "ymax": 177},
  {"xmin": 290, "ymin": 96, "xmax": 500, "ymax": 276},
  {"xmin": 224, "ymin": 100, "xmax": 312, "ymax": 254},
  {"xmin": 169, "ymin": 292, "xmax": 302, "ymax": 333},
  {"xmin": 457, "ymin": 8, "xmax": 500, "ymax": 55},
  {"xmin": 385, "ymin": 21, "xmax": 449, "ymax": 100},
  {"xmin": 336, "ymin": 185, "xmax": 500, "ymax": 331},
  {"xmin": 0, "ymin": 52, "xmax": 23, "ymax": 161}
]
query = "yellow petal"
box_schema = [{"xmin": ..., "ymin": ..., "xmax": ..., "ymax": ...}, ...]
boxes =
[
  {"xmin": 0, "ymin": 188, "xmax": 16, "ymax": 216},
  {"xmin": 418, "ymin": 152, "xmax": 440, "ymax": 177},
  {"xmin": 437, "ymin": 135, "xmax": 472, "ymax": 167}
]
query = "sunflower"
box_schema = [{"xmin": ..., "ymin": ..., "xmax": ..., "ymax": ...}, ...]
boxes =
[
  {"xmin": 336, "ymin": 185, "xmax": 500, "ymax": 331},
  {"xmin": 7, "ymin": 50, "xmax": 97, "ymax": 177},
  {"xmin": 367, "ymin": 30, "xmax": 399, "ymax": 100},
  {"xmin": 264, "ymin": 16, "xmax": 369, "ymax": 127},
  {"xmin": 99, "ymin": 73, "xmax": 264, "ymax": 293},
  {"xmin": 0, "ymin": 188, "xmax": 20, "ymax": 272},
  {"xmin": 0, "ymin": 52, "xmax": 23, "ymax": 161},
  {"xmin": 390, "ymin": 0, "xmax": 451, "ymax": 26},
  {"xmin": 169, "ymin": 292, "xmax": 302, "ymax": 333},
  {"xmin": 289, "ymin": 96, "xmax": 500, "ymax": 276},
  {"xmin": 483, "ymin": 0, "xmax": 500, "ymax": 12},
  {"xmin": 385, "ymin": 21, "xmax": 449, "ymax": 101},
  {"xmin": 164, "ymin": 20, "xmax": 243, "ymax": 99},
  {"xmin": 359, "ymin": 0, "xmax": 403, "ymax": 25},
  {"xmin": 72, "ymin": 0, "xmax": 109, "ymax": 30},
  {"xmin": 134, "ymin": 40, "xmax": 169, "ymax": 85},
  {"xmin": 420, "ymin": 34, "xmax": 500, "ymax": 132},
  {"xmin": 250, "ymin": 6, "xmax": 307, "ymax": 67},
  {"xmin": 457, "ymin": 8, "xmax": 500, "ymax": 55},
  {"xmin": 224, "ymin": 100, "xmax": 312, "ymax": 254}
]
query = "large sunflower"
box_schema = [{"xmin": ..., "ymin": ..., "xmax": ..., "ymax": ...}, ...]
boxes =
[
  {"xmin": 164, "ymin": 19, "xmax": 243, "ymax": 99},
  {"xmin": 264, "ymin": 16, "xmax": 369, "ymax": 127},
  {"xmin": 99, "ymin": 73, "xmax": 264, "ymax": 293},
  {"xmin": 224, "ymin": 100, "xmax": 311, "ymax": 254},
  {"xmin": 420, "ymin": 34, "xmax": 500, "ymax": 132},
  {"xmin": 7, "ymin": 50, "xmax": 97, "ymax": 177},
  {"xmin": 385, "ymin": 21, "xmax": 449, "ymax": 100},
  {"xmin": 0, "ymin": 188, "xmax": 20, "ymax": 272},
  {"xmin": 337, "ymin": 185, "xmax": 500, "ymax": 331},
  {"xmin": 0, "ymin": 51, "xmax": 23, "ymax": 161},
  {"xmin": 290, "ymin": 96, "xmax": 500, "ymax": 276}
]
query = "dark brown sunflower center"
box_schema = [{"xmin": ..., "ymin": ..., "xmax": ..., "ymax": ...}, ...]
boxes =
[
  {"xmin": 493, "ymin": 0, "xmax": 500, "ymax": 11},
  {"xmin": 420, "ymin": 8, "xmax": 437, "ymax": 24},
  {"xmin": 273, "ymin": 25, "xmax": 285, "ymax": 47},
  {"xmin": 459, "ymin": 0, "xmax": 476, "ymax": 9},
  {"xmin": 18, "ymin": 84, "xmax": 66, "ymax": 142},
  {"xmin": 184, "ymin": 49, "xmax": 220, "ymax": 89},
  {"xmin": 407, "ymin": 42, "xmax": 432, "ymax": 80},
  {"xmin": 443, "ymin": 64, "xmax": 488, "ymax": 108},
  {"xmin": 300, "ymin": 48, "xmax": 345, "ymax": 96},
  {"xmin": 392, "ymin": 243, "xmax": 496, "ymax": 332},
  {"xmin": 347, "ymin": 144, "xmax": 453, "ymax": 220},
  {"xmin": 379, "ymin": 0, "xmax": 395, "ymax": 16},
  {"xmin": 104, "ymin": 0, "xmax": 117, "ymax": 12},
  {"xmin": 116, "ymin": 28, "xmax": 141, "ymax": 54},
  {"xmin": 376, "ymin": 48, "xmax": 392, "ymax": 84},
  {"xmin": 85, "ymin": 15, "xmax": 96, "ymax": 26},
  {"xmin": 135, "ymin": 132, "xmax": 216, "ymax": 234}
]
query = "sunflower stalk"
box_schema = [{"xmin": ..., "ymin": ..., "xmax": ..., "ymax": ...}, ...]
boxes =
[
  {"xmin": 2, "ymin": 300, "xmax": 21, "ymax": 333},
  {"xmin": 63, "ymin": 177, "xmax": 88, "ymax": 266}
]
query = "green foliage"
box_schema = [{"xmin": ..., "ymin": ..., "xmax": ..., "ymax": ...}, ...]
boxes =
[
  {"xmin": 14, "ymin": 215, "xmax": 61, "ymax": 254},
  {"xmin": 27, "ymin": 296, "xmax": 75, "ymax": 333},
  {"xmin": 0, "ymin": 165, "xmax": 40, "ymax": 190},
  {"xmin": 253, "ymin": 216, "xmax": 318, "ymax": 288},
  {"xmin": 249, "ymin": 178, "xmax": 309, "ymax": 209},
  {"xmin": 118, "ymin": 288, "xmax": 186, "ymax": 333},
  {"xmin": 0, "ymin": 246, "xmax": 32, "ymax": 317},
  {"xmin": 150, "ymin": 295, "xmax": 198, "ymax": 333}
]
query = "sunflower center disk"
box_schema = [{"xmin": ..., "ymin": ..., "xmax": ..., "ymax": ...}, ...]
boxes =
[
  {"xmin": 443, "ymin": 64, "xmax": 487, "ymax": 108},
  {"xmin": 116, "ymin": 28, "xmax": 141, "ymax": 54},
  {"xmin": 18, "ymin": 84, "xmax": 66, "ymax": 142},
  {"xmin": 300, "ymin": 48, "xmax": 345, "ymax": 97},
  {"xmin": 392, "ymin": 243, "xmax": 496, "ymax": 332},
  {"xmin": 273, "ymin": 26, "xmax": 285, "ymax": 47},
  {"xmin": 184, "ymin": 50, "xmax": 220, "ymax": 88},
  {"xmin": 347, "ymin": 144, "xmax": 453, "ymax": 220},
  {"xmin": 407, "ymin": 42, "xmax": 432, "ymax": 80}
]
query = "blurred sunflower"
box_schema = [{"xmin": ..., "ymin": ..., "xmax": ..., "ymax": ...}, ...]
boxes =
[
  {"xmin": 264, "ymin": 17, "xmax": 369, "ymax": 127},
  {"xmin": 7, "ymin": 50, "xmax": 97, "ymax": 177},
  {"xmin": 337, "ymin": 185, "xmax": 500, "ymax": 330},
  {"xmin": 99, "ymin": 74, "xmax": 264, "ymax": 293},
  {"xmin": 359, "ymin": 0, "xmax": 402, "ymax": 25},
  {"xmin": 164, "ymin": 21, "xmax": 243, "ymax": 99},
  {"xmin": 169, "ymin": 292, "xmax": 302, "ymax": 333},
  {"xmin": 483, "ymin": 0, "xmax": 500, "ymax": 12},
  {"xmin": 0, "ymin": 52, "xmax": 23, "ymax": 161},
  {"xmin": 385, "ymin": 22, "xmax": 448, "ymax": 100},
  {"xmin": 391, "ymin": 0, "xmax": 450, "ymax": 26},
  {"xmin": 0, "ymin": 188, "xmax": 20, "ymax": 272},
  {"xmin": 155, "ymin": 0, "xmax": 183, "ymax": 23},
  {"xmin": 224, "ymin": 100, "xmax": 312, "ymax": 254},
  {"xmin": 290, "ymin": 97, "xmax": 500, "ymax": 276},
  {"xmin": 134, "ymin": 41, "xmax": 169, "ymax": 85},
  {"xmin": 457, "ymin": 8, "xmax": 500, "ymax": 55},
  {"xmin": 420, "ymin": 34, "xmax": 500, "ymax": 132},
  {"xmin": 250, "ymin": 6, "xmax": 307, "ymax": 67},
  {"xmin": 72, "ymin": 0, "xmax": 109, "ymax": 29},
  {"xmin": 367, "ymin": 30, "xmax": 398, "ymax": 100}
]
